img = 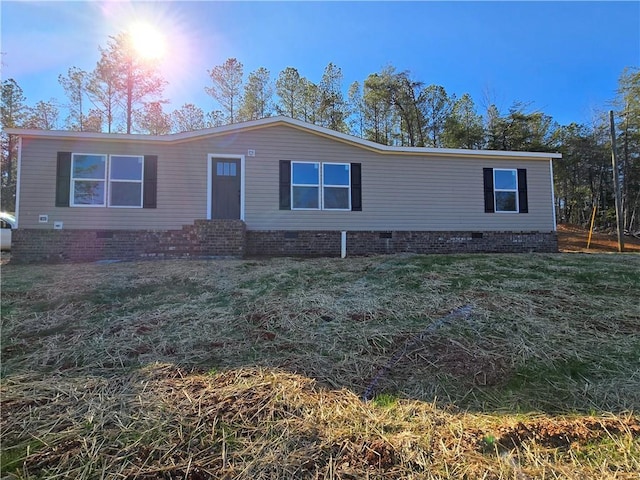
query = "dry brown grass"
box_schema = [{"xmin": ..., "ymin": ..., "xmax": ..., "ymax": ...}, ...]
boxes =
[
  {"xmin": 1, "ymin": 253, "xmax": 639, "ymax": 478},
  {"xmin": 2, "ymin": 364, "xmax": 638, "ymax": 479}
]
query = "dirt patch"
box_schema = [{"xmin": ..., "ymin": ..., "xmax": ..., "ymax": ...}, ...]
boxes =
[
  {"xmin": 414, "ymin": 337, "xmax": 511, "ymax": 387},
  {"xmin": 558, "ymin": 224, "xmax": 640, "ymax": 253},
  {"xmin": 341, "ymin": 439, "xmax": 397, "ymax": 470},
  {"xmin": 366, "ymin": 332, "xmax": 513, "ymax": 400}
]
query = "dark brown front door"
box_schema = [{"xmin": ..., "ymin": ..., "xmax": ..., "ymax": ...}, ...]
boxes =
[{"xmin": 212, "ymin": 159, "xmax": 241, "ymax": 219}]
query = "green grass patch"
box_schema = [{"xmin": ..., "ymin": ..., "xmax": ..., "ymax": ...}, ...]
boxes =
[
  {"xmin": 0, "ymin": 439, "xmax": 45, "ymax": 476},
  {"xmin": 372, "ymin": 392, "xmax": 399, "ymax": 408}
]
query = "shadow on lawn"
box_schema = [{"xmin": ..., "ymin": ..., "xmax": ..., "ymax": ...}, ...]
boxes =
[{"xmin": 2, "ymin": 253, "xmax": 639, "ymax": 417}]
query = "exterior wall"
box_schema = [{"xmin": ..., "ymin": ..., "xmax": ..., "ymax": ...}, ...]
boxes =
[
  {"xmin": 17, "ymin": 124, "xmax": 556, "ymax": 234},
  {"xmin": 10, "ymin": 220, "xmax": 245, "ymax": 264},
  {"xmin": 246, "ymin": 230, "xmax": 558, "ymax": 256},
  {"xmin": 17, "ymin": 138, "xmax": 209, "ymax": 231},
  {"xmin": 241, "ymin": 127, "xmax": 556, "ymax": 233}
]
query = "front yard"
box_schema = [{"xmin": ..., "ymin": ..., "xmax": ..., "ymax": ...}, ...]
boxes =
[{"xmin": 1, "ymin": 253, "xmax": 639, "ymax": 478}]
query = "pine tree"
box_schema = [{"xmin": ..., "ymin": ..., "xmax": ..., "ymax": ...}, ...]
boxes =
[
  {"xmin": 239, "ymin": 67, "xmax": 273, "ymax": 121},
  {"xmin": 275, "ymin": 67, "xmax": 303, "ymax": 119},
  {"xmin": 318, "ymin": 63, "xmax": 348, "ymax": 132},
  {"xmin": 58, "ymin": 67, "xmax": 89, "ymax": 131},
  {"xmin": 1, "ymin": 79, "xmax": 28, "ymax": 211},
  {"xmin": 442, "ymin": 93, "xmax": 484, "ymax": 149},
  {"xmin": 25, "ymin": 100, "xmax": 59, "ymax": 130},
  {"xmin": 172, "ymin": 103, "xmax": 206, "ymax": 132},
  {"xmin": 88, "ymin": 32, "xmax": 166, "ymax": 133},
  {"xmin": 205, "ymin": 58, "xmax": 244, "ymax": 124}
]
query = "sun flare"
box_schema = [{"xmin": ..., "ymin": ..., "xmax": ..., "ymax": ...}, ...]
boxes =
[{"xmin": 128, "ymin": 22, "xmax": 166, "ymax": 60}]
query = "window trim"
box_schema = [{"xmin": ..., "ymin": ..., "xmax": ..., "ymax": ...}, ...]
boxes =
[
  {"xmin": 322, "ymin": 162, "xmax": 351, "ymax": 211},
  {"xmin": 70, "ymin": 153, "xmax": 107, "ymax": 208},
  {"xmin": 69, "ymin": 153, "xmax": 149, "ymax": 208},
  {"xmin": 108, "ymin": 155, "xmax": 144, "ymax": 208},
  {"xmin": 493, "ymin": 168, "xmax": 519, "ymax": 213},
  {"xmin": 290, "ymin": 161, "xmax": 352, "ymax": 211},
  {"xmin": 291, "ymin": 161, "xmax": 321, "ymax": 210}
]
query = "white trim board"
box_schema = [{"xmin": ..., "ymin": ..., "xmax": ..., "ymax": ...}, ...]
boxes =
[
  {"xmin": 207, "ymin": 154, "xmax": 245, "ymax": 221},
  {"xmin": 5, "ymin": 116, "xmax": 562, "ymax": 161}
]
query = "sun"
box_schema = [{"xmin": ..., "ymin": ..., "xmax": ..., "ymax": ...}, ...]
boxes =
[{"xmin": 128, "ymin": 22, "xmax": 166, "ymax": 60}]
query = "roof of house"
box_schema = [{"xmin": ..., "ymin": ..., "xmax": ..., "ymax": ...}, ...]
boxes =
[{"xmin": 5, "ymin": 115, "xmax": 562, "ymax": 160}]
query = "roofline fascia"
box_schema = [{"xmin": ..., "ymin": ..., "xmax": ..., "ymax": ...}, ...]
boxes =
[{"xmin": 4, "ymin": 116, "xmax": 562, "ymax": 160}]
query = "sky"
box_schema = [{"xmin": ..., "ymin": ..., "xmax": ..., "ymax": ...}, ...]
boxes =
[{"xmin": 1, "ymin": 1, "xmax": 639, "ymax": 128}]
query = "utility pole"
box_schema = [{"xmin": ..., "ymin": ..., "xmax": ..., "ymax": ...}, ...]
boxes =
[{"xmin": 609, "ymin": 110, "xmax": 624, "ymax": 252}]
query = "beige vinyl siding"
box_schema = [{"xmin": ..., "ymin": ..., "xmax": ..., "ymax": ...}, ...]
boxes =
[
  {"xmin": 238, "ymin": 126, "xmax": 554, "ymax": 232},
  {"xmin": 17, "ymin": 125, "xmax": 555, "ymax": 232},
  {"xmin": 18, "ymin": 139, "xmax": 209, "ymax": 230}
]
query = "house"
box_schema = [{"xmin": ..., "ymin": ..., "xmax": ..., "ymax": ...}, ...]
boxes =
[{"xmin": 5, "ymin": 116, "xmax": 561, "ymax": 263}]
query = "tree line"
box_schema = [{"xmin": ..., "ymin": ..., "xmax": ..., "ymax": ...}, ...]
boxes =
[{"xmin": 1, "ymin": 31, "xmax": 639, "ymax": 234}]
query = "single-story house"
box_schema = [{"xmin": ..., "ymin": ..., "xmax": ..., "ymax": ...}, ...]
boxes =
[{"xmin": 5, "ymin": 116, "xmax": 561, "ymax": 263}]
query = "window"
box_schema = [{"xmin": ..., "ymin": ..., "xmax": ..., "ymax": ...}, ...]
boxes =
[
  {"xmin": 216, "ymin": 161, "xmax": 237, "ymax": 176},
  {"xmin": 483, "ymin": 167, "xmax": 528, "ymax": 214},
  {"xmin": 71, "ymin": 154, "xmax": 107, "ymax": 206},
  {"xmin": 290, "ymin": 162, "xmax": 351, "ymax": 210},
  {"xmin": 59, "ymin": 152, "xmax": 156, "ymax": 209},
  {"xmin": 291, "ymin": 162, "xmax": 320, "ymax": 209},
  {"xmin": 109, "ymin": 155, "xmax": 144, "ymax": 207},
  {"xmin": 323, "ymin": 163, "xmax": 351, "ymax": 210},
  {"xmin": 280, "ymin": 160, "xmax": 361, "ymax": 212},
  {"xmin": 494, "ymin": 169, "xmax": 518, "ymax": 212}
]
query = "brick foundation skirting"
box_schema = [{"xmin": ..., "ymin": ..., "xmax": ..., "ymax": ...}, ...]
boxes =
[
  {"xmin": 11, "ymin": 224, "xmax": 557, "ymax": 264},
  {"xmin": 246, "ymin": 230, "xmax": 558, "ymax": 256},
  {"xmin": 10, "ymin": 220, "xmax": 246, "ymax": 264}
]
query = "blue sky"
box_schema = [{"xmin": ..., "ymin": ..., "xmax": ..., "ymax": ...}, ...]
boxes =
[{"xmin": 1, "ymin": 1, "xmax": 639, "ymax": 127}]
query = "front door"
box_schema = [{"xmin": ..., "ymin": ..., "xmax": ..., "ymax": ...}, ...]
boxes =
[{"xmin": 211, "ymin": 158, "xmax": 241, "ymax": 219}]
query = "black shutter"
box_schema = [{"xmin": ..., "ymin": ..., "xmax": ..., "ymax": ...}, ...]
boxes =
[
  {"xmin": 279, "ymin": 160, "xmax": 291, "ymax": 210},
  {"xmin": 56, "ymin": 152, "xmax": 71, "ymax": 207},
  {"xmin": 351, "ymin": 162, "xmax": 362, "ymax": 211},
  {"xmin": 517, "ymin": 168, "xmax": 528, "ymax": 213},
  {"xmin": 483, "ymin": 168, "xmax": 494, "ymax": 213},
  {"xmin": 143, "ymin": 155, "xmax": 157, "ymax": 208}
]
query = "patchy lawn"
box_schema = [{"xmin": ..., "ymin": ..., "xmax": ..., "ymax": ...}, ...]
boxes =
[{"xmin": 1, "ymin": 253, "xmax": 639, "ymax": 478}]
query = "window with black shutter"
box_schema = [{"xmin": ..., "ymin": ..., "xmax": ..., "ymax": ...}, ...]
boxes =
[
  {"xmin": 279, "ymin": 160, "xmax": 362, "ymax": 211},
  {"xmin": 56, "ymin": 152, "xmax": 158, "ymax": 209},
  {"xmin": 484, "ymin": 167, "xmax": 528, "ymax": 214}
]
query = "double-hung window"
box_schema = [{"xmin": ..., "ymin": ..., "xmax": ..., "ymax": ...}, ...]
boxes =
[
  {"xmin": 290, "ymin": 162, "xmax": 351, "ymax": 210},
  {"xmin": 69, "ymin": 154, "xmax": 144, "ymax": 207},
  {"xmin": 280, "ymin": 160, "xmax": 361, "ymax": 212},
  {"xmin": 483, "ymin": 167, "xmax": 528, "ymax": 214},
  {"xmin": 109, "ymin": 155, "xmax": 144, "ymax": 207},
  {"xmin": 292, "ymin": 162, "xmax": 320, "ymax": 209},
  {"xmin": 71, "ymin": 154, "xmax": 107, "ymax": 206},
  {"xmin": 493, "ymin": 169, "xmax": 518, "ymax": 213},
  {"xmin": 322, "ymin": 163, "xmax": 351, "ymax": 210}
]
